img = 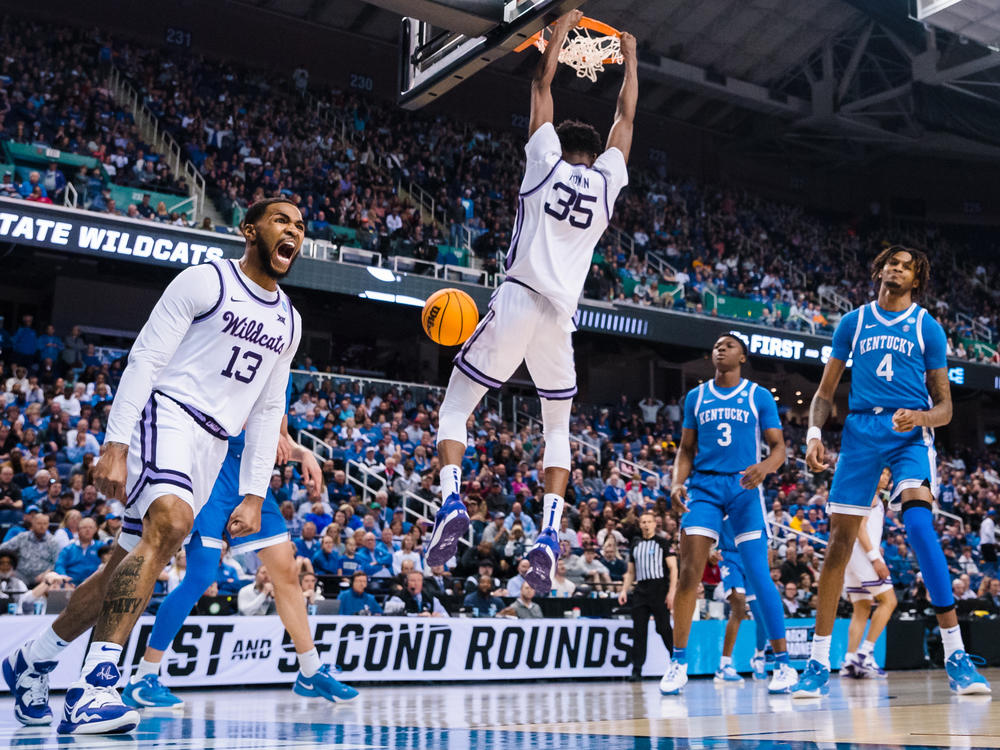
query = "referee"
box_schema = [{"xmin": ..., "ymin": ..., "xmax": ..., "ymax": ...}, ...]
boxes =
[{"xmin": 618, "ymin": 511, "xmax": 677, "ymax": 681}]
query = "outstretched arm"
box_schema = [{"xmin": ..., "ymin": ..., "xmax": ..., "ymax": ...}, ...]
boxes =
[
  {"xmin": 529, "ymin": 10, "xmax": 583, "ymax": 136},
  {"xmin": 606, "ymin": 32, "xmax": 637, "ymax": 162}
]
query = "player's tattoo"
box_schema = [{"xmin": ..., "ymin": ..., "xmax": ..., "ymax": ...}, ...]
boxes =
[
  {"xmin": 924, "ymin": 368, "xmax": 953, "ymax": 427},
  {"xmin": 809, "ymin": 393, "xmax": 832, "ymax": 429},
  {"xmin": 98, "ymin": 554, "xmax": 145, "ymax": 625}
]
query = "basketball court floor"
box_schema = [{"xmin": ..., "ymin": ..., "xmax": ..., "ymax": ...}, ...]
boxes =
[{"xmin": 2, "ymin": 669, "xmax": 998, "ymax": 749}]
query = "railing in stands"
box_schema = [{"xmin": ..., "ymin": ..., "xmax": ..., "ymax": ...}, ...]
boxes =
[
  {"xmin": 107, "ymin": 67, "xmax": 206, "ymax": 223},
  {"xmin": 643, "ymin": 249, "xmax": 677, "ymax": 278},
  {"xmin": 345, "ymin": 459, "xmax": 387, "ymax": 505},
  {"xmin": 63, "ymin": 182, "xmax": 78, "ymax": 209},
  {"xmin": 615, "ymin": 456, "xmax": 659, "ymax": 484},
  {"xmin": 290, "ymin": 369, "xmax": 444, "ymax": 405},
  {"xmin": 818, "ymin": 285, "xmax": 851, "ymax": 313}
]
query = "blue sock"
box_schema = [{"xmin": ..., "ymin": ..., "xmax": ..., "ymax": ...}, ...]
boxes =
[
  {"xmin": 673, "ymin": 647, "xmax": 687, "ymax": 664},
  {"xmin": 747, "ymin": 598, "xmax": 768, "ymax": 651},
  {"xmin": 737, "ymin": 536, "xmax": 785, "ymax": 642},
  {"xmin": 148, "ymin": 536, "xmax": 219, "ymax": 652},
  {"xmin": 773, "ymin": 650, "xmax": 790, "ymax": 665},
  {"xmin": 902, "ymin": 504, "xmax": 954, "ymax": 608}
]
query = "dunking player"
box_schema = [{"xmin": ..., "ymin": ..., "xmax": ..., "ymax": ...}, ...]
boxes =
[
  {"xmin": 841, "ymin": 469, "xmax": 896, "ymax": 679},
  {"xmin": 660, "ymin": 334, "xmax": 798, "ymax": 695},
  {"xmin": 3, "ymin": 197, "xmax": 304, "ymax": 733},
  {"xmin": 117, "ymin": 403, "xmax": 357, "ymax": 708},
  {"xmin": 424, "ymin": 10, "xmax": 637, "ymax": 596},
  {"xmin": 792, "ymin": 246, "xmax": 989, "ymax": 697},
  {"xmin": 714, "ymin": 519, "xmax": 770, "ymax": 684}
]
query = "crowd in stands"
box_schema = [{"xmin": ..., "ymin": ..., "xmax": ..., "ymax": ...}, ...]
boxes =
[
  {"xmin": 3, "ymin": 315, "xmax": 1000, "ymax": 627},
  {"xmin": 2, "ymin": 13, "xmax": 999, "ymax": 363}
]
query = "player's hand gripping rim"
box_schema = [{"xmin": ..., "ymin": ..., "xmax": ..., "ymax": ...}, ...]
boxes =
[
  {"xmin": 227, "ymin": 494, "xmax": 264, "ymax": 538},
  {"xmin": 670, "ymin": 485, "xmax": 689, "ymax": 516},
  {"xmin": 805, "ymin": 438, "xmax": 828, "ymax": 473},
  {"xmin": 93, "ymin": 442, "xmax": 129, "ymax": 501}
]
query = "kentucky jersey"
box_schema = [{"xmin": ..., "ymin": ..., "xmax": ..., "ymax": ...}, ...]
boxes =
[
  {"xmin": 504, "ymin": 122, "xmax": 629, "ymax": 323},
  {"xmin": 831, "ymin": 302, "xmax": 946, "ymax": 411},
  {"xmin": 682, "ymin": 379, "xmax": 780, "ymax": 473}
]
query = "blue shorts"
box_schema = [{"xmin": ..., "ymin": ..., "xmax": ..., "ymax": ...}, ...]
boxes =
[
  {"xmin": 680, "ymin": 472, "xmax": 768, "ymax": 545},
  {"xmin": 192, "ymin": 454, "xmax": 289, "ymax": 554},
  {"xmin": 829, "ymin": 412, "xmax": 938, "ymax": 516},
  {"xmin": 718, "ymin": 550, "xmax": 757, "ymax": 601}
]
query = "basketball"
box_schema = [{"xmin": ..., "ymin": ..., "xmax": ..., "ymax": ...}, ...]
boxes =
[{"xmin": 421, "ymin": 288, "xmax": 479, "ymax": 346}]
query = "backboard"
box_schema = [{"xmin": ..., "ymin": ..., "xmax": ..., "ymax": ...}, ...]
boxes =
[{"xmin": 397, "ymin": 0, "xmax": 585, "ymax": 110}]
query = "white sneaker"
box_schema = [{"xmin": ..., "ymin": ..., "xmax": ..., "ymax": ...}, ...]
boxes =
[
  {"xmin": 713, "ymin": 664, "xmax": 744, "ymax": 684},
  {"xmin": 659, "ymin": 661, "xmax": 688, "ymax": 695},
  {"xmin": 768, "ymin": 663, "xmax": 798, "ymax": 694}
]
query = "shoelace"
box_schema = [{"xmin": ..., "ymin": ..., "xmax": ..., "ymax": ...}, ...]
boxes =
[
  {"xmin": 964, "ymin": 653, "xmax": 987, "ymax": 667},
  {"xmin": 22, "ymin": 671, "xmax": 49, "ymax": 707},
  {"xmin": 86, "ymin": 685, "xmax": 123, "ymax": 707}
]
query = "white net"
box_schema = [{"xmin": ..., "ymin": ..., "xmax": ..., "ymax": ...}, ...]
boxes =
[{"xmin": 534, "ymin": 26, "xmax": 623, "ymax": 83}]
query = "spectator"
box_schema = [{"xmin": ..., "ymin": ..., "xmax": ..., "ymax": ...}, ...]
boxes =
[
  {"xmin": 0, "ymin": 513, "xmax": 60, "ymax": 584},
  {"xmin": 463, "ymin": 574, "xmax": 505, "ymax": 617},
  {"xmin": 550, "ymin": 559, "xmax": 577, "ymax": 597},
  {"xmin": 311, "ymin": 534, "xmax": 340, "ymax": 576},
  {"xmin": 385, "ymin": 570, "xmax": 448, "ymax": 616},
  {"xmin": 238, "ymin": 566, "xmax": 275, "ymax": 615},
  {"xmin": 337, "ymin": 572, "xmax": 382, "ymax": 615},
  {"xmin": 500, "ymin": 582, "xmax": 543, "ymax": 619},
  {"xmin": 53, "ymin": 517, "xmax": 102, "ymax": 585},
  {"xmin": 782, "ymin": 582, "xmax": 803, "ymax": 617}
]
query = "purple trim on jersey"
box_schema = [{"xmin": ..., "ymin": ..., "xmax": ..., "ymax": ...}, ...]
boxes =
[
  {"xmin": 226, "ymin": 259, "xmax": 280, "ymax": 307},
  {"xmin": 454, "ymin": 354, "xmax": 503, "ymax": 389},
  {"xmin": 155, "ymin": 390, "xmax": 229, "ymax": 440},
  {"xmin": 458, "ymin": 309, "xmax": 495, "ymax": 357},
  {"xmin": 193, "ymin": 262, "xmax": 226, "ymax": 323},
  {"xmin": 595, "ymin": 168, "xmax": 610, "ymax": 221},
  {"xmin": 537, "ymin": 385, "xmax": 578, "ymax": 400},
  {"xmin": 505, "ymin": 198, "xmax": 526, "ymax": 271},
  {"xmin": 286, "ymin": 292, "xmax": 296, "ymax": 349},
  {"xmin": 124, "ymin": 394, "xmax": 196, "ymax": 510},
  {"xmin": 519, "ymin": 159, "xmax": 562, "ymax": 198},
  {"xmin": 504, "ymin": 277, "xmax": 539, "ymax": 295},
  {"xmin": 845, "ymin": 587, "xmax": 870, "ymax": 594}
]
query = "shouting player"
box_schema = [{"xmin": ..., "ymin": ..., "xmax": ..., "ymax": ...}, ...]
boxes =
[
  {"xmin": 661, "ymin": 334, "xmax": 798, "ymax": 695},
  {"xmin": 792, "ymin": 246, "xmax": 989, "ymax": 697},
  {"xmin": 424, "ymin": 10, "xmax": 638, "ymax": 597},
  {"xmin": 841, "ymin": 469, "xmax": 896, "ymax": 678},
  {"xmin": 3, "ymin": 197, "xmax": 303, "ymax": 734}
]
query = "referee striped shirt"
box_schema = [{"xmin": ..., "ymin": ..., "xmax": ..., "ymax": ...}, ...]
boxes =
[{"xmin": 630, "ymin": 535, "xmax": 672, "ymax": 583}]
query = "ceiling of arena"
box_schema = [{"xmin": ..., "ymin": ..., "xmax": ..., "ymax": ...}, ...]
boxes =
[{"xmin": 238, "ymin": 0, "xmax": 1000, "ymax": 164}]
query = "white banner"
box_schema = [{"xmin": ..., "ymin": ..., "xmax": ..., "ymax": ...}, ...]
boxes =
[{"xmin": 0, "ymin": 615, "xmax": 666, "ymax": 689}]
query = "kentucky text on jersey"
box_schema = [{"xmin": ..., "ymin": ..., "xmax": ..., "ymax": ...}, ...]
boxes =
[
  {"xmin": 857, "ymin": 334, "xmax": 915, "ymax": 357},
  {"xmin": 698, "ymin": 407, "xmax": 751, "ymax": 425},
  {"xmin": 221, "ymin": 312, "xmax": 287, "ymax": 353}
]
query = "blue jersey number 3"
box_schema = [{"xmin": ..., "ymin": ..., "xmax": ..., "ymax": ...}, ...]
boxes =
[{"xmin": 544, "ymin": 182, "xmax": 596, "ymax": 229}]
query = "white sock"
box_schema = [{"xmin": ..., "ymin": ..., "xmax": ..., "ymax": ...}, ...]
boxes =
[
  {"xmin": 858, "ymin": 640, "xmax": 875, "ymax": 657},
  {"xmin": 719, "ymin": 655, "xmax": 732, "ymax": 669},
  {"xmin": 440, "ymin": 464, "xmax": 461, "ymax": 500},
  {"xmin": 81, "ymin": 642, "xmax": 122, "ymax": 677},
  {"xmin": 754, "ymin": 649, "xmax": 765, "ymax": 658},
  {"xmin": 543, "ymin": 493, "xmax": 564, "ymax": 531},
  {"xmin": 27, "ymin": 626, "xmax": 70, "ymax": 664},
  {"xmin": 298, "ymin": 647, "xmax": 320, "ymax": 678},
  {"xmin": 131, "ymin": 658, "xmax": 160, "ymax": 683},
  {"xmin": 942, "ymin": 625, "xmax": 964, "ymax": 659},
  {"xmin": 810, "ymin": 634, "xmax": 831, "ymax": 669},
  {"xmin": 844, "ymin": 651, "xmax": 856, "ymax": 663}
]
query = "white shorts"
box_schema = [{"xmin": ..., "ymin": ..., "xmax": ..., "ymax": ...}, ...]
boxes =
[
  {"xmin": 453, "ymin": 280, "xmax": 576, "ymax": 399},
  {"xmin": 844, "ymin": 548, "xmax": 892, "ymax": 602},
  {"xmin": 119, "ymin": 391, "xmax": 229, "ymax": 552}
]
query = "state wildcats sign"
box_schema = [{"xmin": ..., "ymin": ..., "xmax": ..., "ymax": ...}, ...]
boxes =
[{"xmin": 0, "ymin": 197, "xmax": 241, "ymax": 268}]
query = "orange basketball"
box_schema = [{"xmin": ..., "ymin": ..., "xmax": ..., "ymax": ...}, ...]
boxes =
[{"xmin": 421, "ymin": 288, "xmax": 479, "ymax": 346}]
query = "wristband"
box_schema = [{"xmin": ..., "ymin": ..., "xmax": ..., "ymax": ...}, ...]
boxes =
[
  {"xmin": 806, "ymin": 426, "xmax": 822, "ymax": 444},
  {"xmin": 866, "ymin": 549, "xmax": 882, "ymax": 562}
]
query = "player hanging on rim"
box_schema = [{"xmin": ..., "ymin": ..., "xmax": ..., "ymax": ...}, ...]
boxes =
[
  {"xmin": 424, "ymin": 9, "xmax": 637, "ymax": 597},
  {"xmin": 661, "ymin": 334, "xmax": 798, "ymax": 695},
  {"xmin": 3, "ymin": 198, "xmax": 304, "ymax": 734},
  {"xmin": 841, "ymin": 468, "xmax": 896, "ymax": 679},
  {"xmin": 792, "ymin": 246, "xmax": 990, "ymax": 697}
]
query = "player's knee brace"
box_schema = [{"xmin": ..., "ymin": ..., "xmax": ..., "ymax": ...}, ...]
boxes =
[
  {"xmin": 540, "ymin": 397, "xmax": 572, "ymax": 470},
  {"xmin": 436, "ymin": 370, "xmax": 487, "ymax": 446},
  {"xmin": 148, "ymin": 538, "xmax": 219, "ymax": 651},
  {"xmin": 737, "ymin": 536, "xmax": 785, "ymax": 641},
  {"xmin": 902, "ymin": 501, "xmax": 955, "ymax": 611}
]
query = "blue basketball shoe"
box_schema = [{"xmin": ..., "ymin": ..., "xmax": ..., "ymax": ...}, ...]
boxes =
[
  {"xmin": 524, "ymin": 527, "xmax": 560, "ymax": 594},
  {"xmin": 946, "ymin": 651, "xmax": 991, "ymax": 695},
  {"xmin": 3, "ymin": 643, "xmax": 56, "ymax": 726},
  {"xmin": 122, "ymin": 674, "xmax": 183, "ymax": 708},
  {"xmin": 293, "ymin": 664, "xmax": 359, "ymax": 703},
  {"xmin": 424, "ymin": 493, "xmax": 469, "ymax": 567},
  {"xmin": 57, "ymin": 662, "xmax": 139, "ymax": 735},
  {"xmin": 790, "ymin": 659, "xmax": 830, "ymax": 698}
]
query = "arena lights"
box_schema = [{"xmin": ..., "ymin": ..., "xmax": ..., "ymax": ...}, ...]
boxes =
[
  {"xmin": 366, "ymin": 266, "xmax": 398, "ymax": 283},
  {"xmin": 574, "ymin": 308, "xmax": 649, "ymax": 336},
  {"xmin": 358, "ymin": 290, "xmax": 426, "ymax": 307}
]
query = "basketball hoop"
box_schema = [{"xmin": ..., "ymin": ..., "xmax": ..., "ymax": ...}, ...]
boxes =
[{"xmin": 514, "ymin": 16, "xmax": 623, "ymax": 83}]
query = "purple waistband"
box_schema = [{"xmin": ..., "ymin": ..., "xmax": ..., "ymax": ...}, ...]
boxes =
[{"xmin": 154, "ymin": 390, "xmax": 229, "ymax": 440}]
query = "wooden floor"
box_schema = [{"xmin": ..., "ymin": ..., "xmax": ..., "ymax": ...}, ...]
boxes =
[{"xmin": 2, "ymin": 669, "xmax": 998, "ymax": 749}]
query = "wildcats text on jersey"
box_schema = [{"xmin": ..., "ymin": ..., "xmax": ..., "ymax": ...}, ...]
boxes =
[
  {"xmin": 221, "ymin": 311, "xmax": 288, "ymax": 354},
  {"xmin": 857, "ymin": 335, "xmax": 915, "ymax": 357}
]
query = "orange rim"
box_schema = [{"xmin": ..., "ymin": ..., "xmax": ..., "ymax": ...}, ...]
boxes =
[{"xmin": 514, "ymin": 16, "xmax": 622, "ymax": 63}]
